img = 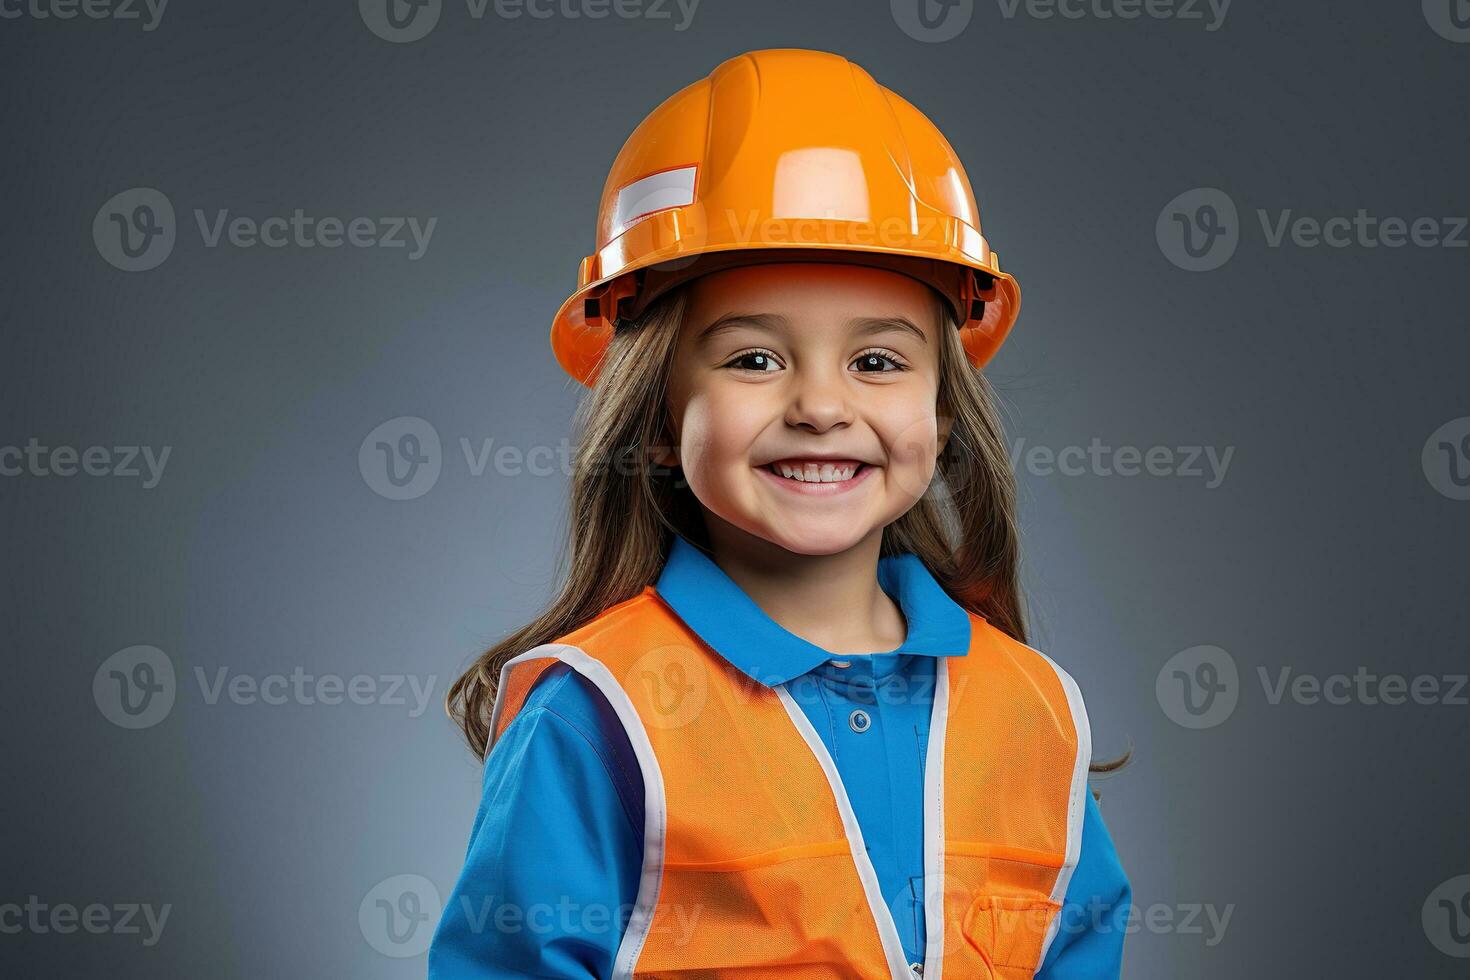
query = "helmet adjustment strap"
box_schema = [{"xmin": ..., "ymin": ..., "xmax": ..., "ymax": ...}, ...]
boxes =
[
  {"xmin": 964, "ymin": 270, "xmax": 999, "ymax": 326},
  {"xmin": 583, "ymin": 271, "xmax": 644, "ymax": 334}
]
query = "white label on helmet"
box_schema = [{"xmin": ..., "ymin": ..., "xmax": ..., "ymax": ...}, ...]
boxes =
[{"xmin": 610, "ymin": 165, "xmax": 697, "ymax": 237}]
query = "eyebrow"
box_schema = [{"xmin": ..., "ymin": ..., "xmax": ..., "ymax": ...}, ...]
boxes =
[{"xmin": 695, "ymin": 313, "xmax": 929, "ymax": 346}]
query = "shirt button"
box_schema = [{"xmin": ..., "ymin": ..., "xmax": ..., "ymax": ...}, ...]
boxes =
[
  {"xmin": 829, "ymin": 659, "xmax": 851, "ymax": 668},
  {"xmin": 909, "ymin": 963, "xmax": 924, "ymax": 976},
  {"xmin": 848, "ymin": 708, "xmax": 871, "ymax": 733}
]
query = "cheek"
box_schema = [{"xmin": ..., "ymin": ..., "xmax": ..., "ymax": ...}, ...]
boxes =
[
  {"xmin": 883, "ymin": 409, "xmax": 940, "ymax": 466},
  {"xmin": 878, "ymin": 408, "xmax": 942, "ymax": 499},
  {"xmin": 676, "ymin": 392, "xmax": 764, "ymax": 487}
]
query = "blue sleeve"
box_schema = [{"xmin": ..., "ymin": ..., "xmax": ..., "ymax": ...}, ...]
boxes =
[
  {"xmin": 428, "ymin": 663, "xmax": 645, "ymax": 979},
  {"xmin": 1036, "ymin": 790, "xmax": 1132, "ymax": 979}
]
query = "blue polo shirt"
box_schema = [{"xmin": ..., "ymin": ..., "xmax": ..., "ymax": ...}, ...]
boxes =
[{"xmin": 430, "ymin": 533, "xmax": 1131, "ymax": 977}]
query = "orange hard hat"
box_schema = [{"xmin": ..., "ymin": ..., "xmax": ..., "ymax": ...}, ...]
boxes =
[{"xmin": 549, "ymin": 47, "xmax": 1022, "ymax": 387}]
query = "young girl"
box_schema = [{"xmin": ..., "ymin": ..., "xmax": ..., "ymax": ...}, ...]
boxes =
[{"xmin": 430, "ymin": 48, "xmax": 1131, "ymax": 979}]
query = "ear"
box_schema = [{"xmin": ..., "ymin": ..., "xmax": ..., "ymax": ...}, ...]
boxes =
[
  {"xmin": 936, "ymin": 407, "xmax": 954, "ymax": 456},
  {"xmin": 649, "ymin": 417, "xmax": 681, "ymax": 469}
]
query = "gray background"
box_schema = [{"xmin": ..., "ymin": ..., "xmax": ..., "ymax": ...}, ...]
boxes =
[{"xmin": 3, "ymin": 1, "xmax": 1468, "ymax": 976}]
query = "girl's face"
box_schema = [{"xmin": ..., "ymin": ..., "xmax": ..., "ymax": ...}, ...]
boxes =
[{"xmin": 660, "ymin": 262, "xmax": 950, "ymax": 557}]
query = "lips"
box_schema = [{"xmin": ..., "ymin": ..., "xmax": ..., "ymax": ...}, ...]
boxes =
[{"xmin": 766, "ymin": 457, "xmax": 866, "ymax": 467}]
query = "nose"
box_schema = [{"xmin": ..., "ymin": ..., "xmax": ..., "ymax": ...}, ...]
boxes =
[{"xmin": 783, "ymin": 363, "xmax": 853, "ymax": 434}]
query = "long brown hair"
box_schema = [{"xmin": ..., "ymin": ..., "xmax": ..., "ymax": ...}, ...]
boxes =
[{"xmin": 447, "ymin": 280, "xmax": 1130, "ymax": 782}]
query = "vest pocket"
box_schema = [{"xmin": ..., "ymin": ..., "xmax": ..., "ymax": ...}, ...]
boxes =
[{"xmin": 959, "ymin": 894, "xmax": 1060, "ymax": 976}]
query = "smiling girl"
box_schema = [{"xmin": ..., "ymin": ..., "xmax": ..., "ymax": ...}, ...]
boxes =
[{"xmin": 431, "ymin": 48, "xmax": 1131, "ymax": 979}]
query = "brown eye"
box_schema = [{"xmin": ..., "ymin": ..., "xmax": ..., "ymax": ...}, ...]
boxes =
[
  {"xmin": 726, "ymin": 349, "xmax": 781, "ymax": 372},
  {"xmin": 852, "ymin": 349, "xmax": 905, "ymax": 373}
]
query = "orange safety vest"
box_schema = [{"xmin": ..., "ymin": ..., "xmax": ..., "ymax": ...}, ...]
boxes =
[{"xmin": 489, "ymin": 586, "xmax": 1092, "ymax": 980}]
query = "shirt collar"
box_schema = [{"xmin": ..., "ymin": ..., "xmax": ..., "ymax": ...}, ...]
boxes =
[{"xmin": 653, "ymin": 532, "xmax": 973, "ymax": 688}]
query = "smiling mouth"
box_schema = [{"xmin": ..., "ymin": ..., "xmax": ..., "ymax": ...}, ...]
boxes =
[{"xmin": 764, "ymin": 460, "xmax": 867, "ymax": 483}]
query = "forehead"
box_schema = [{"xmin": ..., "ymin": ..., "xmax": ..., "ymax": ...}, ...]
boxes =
[{"xmin": 682, "ymin": 262, "xmax": 943, "ymax": 335}]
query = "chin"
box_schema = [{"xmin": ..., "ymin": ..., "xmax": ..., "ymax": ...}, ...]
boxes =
[{"xmin": 748, "ymin": 522, "xmax": 875, "ymax": 559}]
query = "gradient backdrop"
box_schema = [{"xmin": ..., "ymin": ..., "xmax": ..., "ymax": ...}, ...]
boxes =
[{"xmin": 3, "ymin": 1, "xmax": 1468, "ymax": 977}]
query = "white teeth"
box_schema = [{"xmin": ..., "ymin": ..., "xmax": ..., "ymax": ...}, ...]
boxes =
[{"xmin": 769, "ymin": 461, "xmax": 859, "ymax": 483}]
